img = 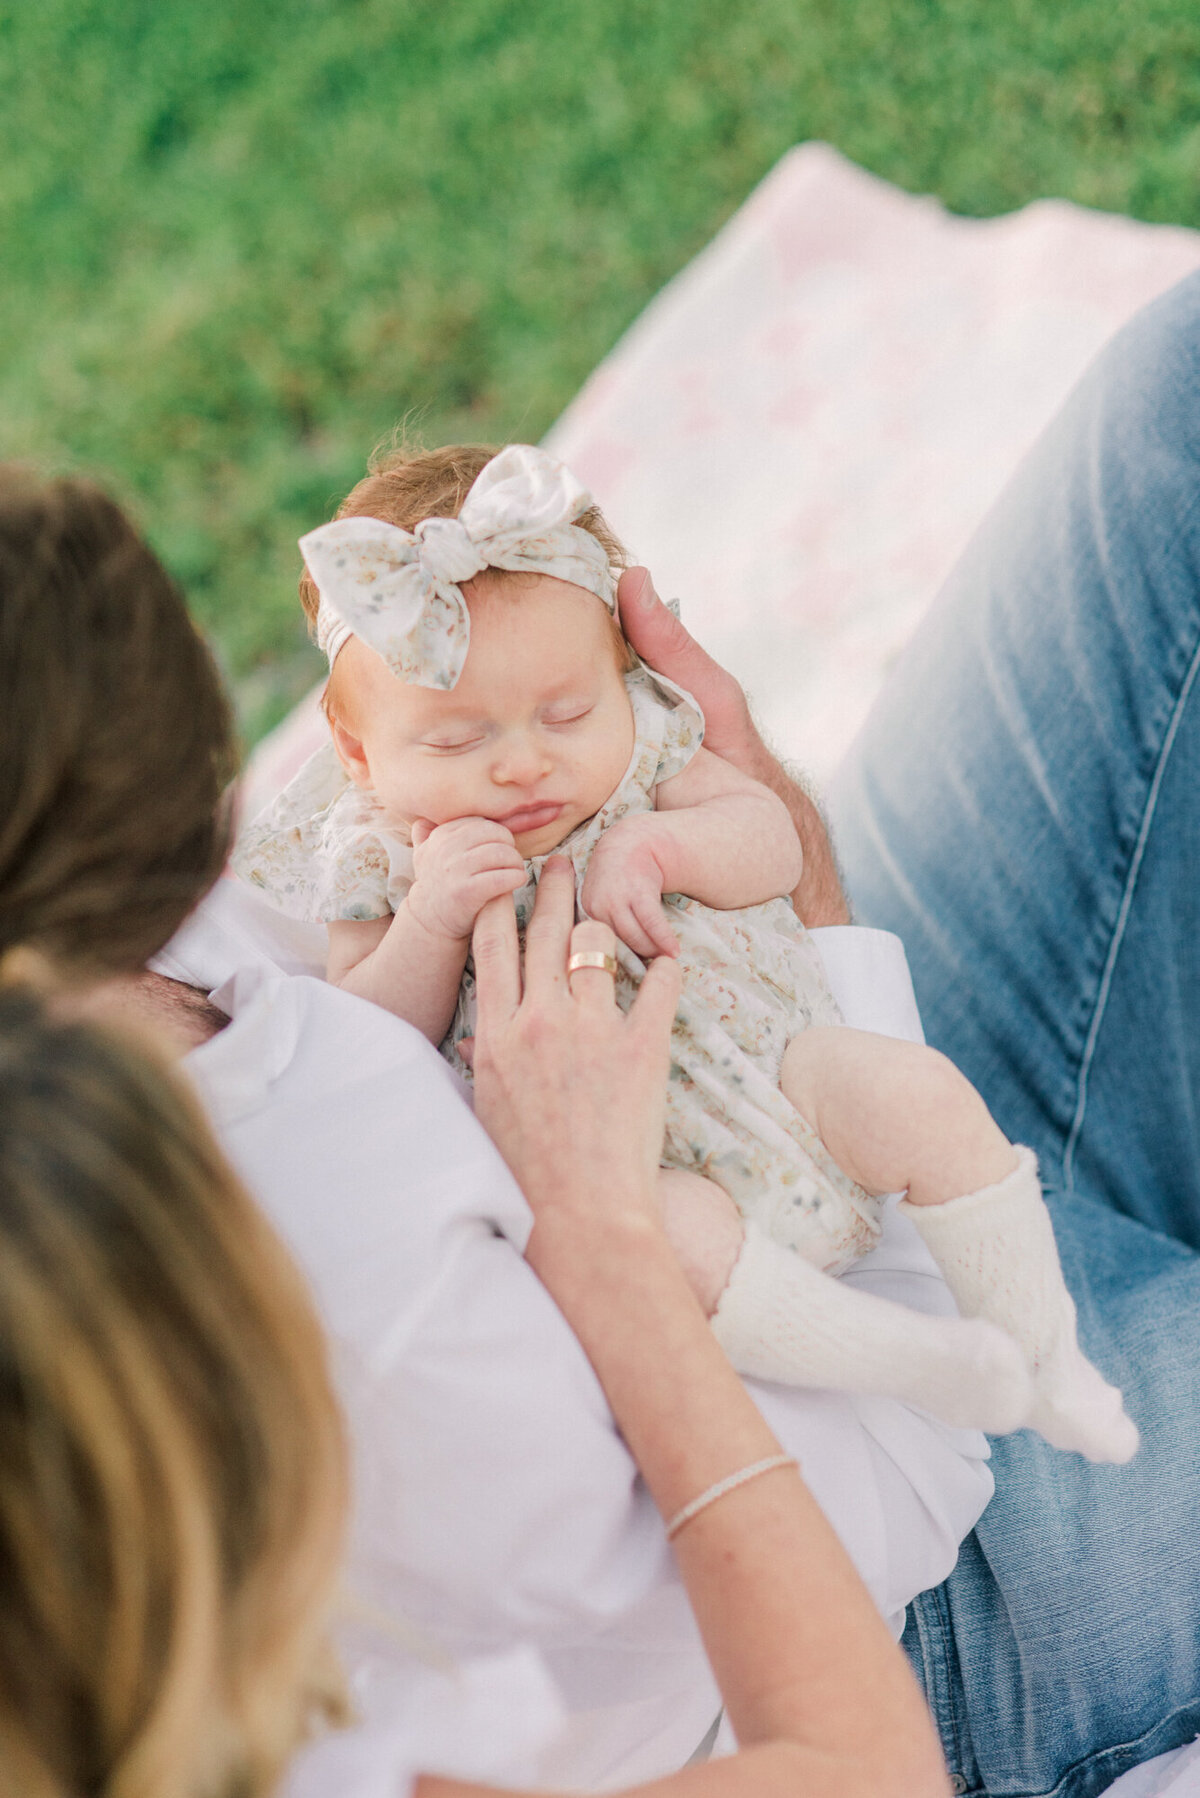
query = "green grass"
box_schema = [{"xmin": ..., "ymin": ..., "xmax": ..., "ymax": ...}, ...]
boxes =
[{"xmin": 4, "ymin": 0, "xmax": 1200, "ymax": 740}]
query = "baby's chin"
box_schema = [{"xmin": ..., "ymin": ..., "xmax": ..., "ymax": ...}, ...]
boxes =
[{"xmin": 513, "ymin": 816, "xmax": 580, "ymax": 859}]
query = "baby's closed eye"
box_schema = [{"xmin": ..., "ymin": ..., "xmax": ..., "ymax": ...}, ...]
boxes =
[
  {"xmin": 542, "ymin": 702, "xmax": 595, "ymax": 727},
  {"xmin": 420, "ymin": 731, "xmax": 489, "ymax": 754}
]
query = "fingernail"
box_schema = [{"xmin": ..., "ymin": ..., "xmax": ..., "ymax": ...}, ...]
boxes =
[{"xmin": 634, "ymin": 568, "xmax": 657, "ymax": 611}]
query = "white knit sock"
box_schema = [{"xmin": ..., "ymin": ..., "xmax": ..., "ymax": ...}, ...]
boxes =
[
  {"xmin": 898, "ymin": 1147, "xmax": 1139, "ymax": 1463},
  {"xmin": 711, "ymin": 1222, "xmax": 1033, "ymax": 1433}
]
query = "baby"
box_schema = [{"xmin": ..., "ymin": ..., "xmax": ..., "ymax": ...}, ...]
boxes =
[{"xmin": 237, "ymin": 442, "xmax": 1137, "ymax": 1463}]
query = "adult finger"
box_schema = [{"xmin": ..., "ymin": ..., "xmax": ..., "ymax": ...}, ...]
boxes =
[
  {"xmin": 473, "ymin": 891, "xmax": 522, "ymax": 1029},
  {"xmin": 523, "ymin": 856, "xmax": 576, "ymax": 995},
  {"xmin": 617, "ymin": 566, "xmax": 729, "ymax": 696},
  {"xmin": 566, "ymin": 918, "xmax": 620, "ymax": 1014}
]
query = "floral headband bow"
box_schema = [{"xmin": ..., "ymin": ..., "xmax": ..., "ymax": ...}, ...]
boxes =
[{"xmin": 300, "ymin": 444, "xmax": 616, "ymax": 691}]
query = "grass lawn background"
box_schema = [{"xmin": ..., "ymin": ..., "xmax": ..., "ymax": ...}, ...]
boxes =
[{"xmin": 4, "ymin": 0, "xmax": 1200, "ymax": 742}]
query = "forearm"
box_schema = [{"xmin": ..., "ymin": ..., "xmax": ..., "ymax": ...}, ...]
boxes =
[
  {"xmin": 651, "ymin": 792, "xmax": 804, "ymax": 909},
  {"xmin": 332, "ymin": 904, "xmax": 467, "ymax": 1043},
  {"xmin": 469, "ymin": 869, "xmax": 944, "ymax": 1795},
  {"xmin": 527, "ymin": 1214, "xmax": 946, "ymax": 1794},
  {"xmin": 528, "ymin": 1212, "xmax": 772, "ymax": 1511},
  {"xmin": 732, "ymin": 735, "xmax": 850, "ymax": 926},
  {"xmin": 421, "ymin": 1736, "xmax": 941, "ymax": 1798}
]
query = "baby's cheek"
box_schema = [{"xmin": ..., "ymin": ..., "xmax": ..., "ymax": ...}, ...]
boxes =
[
  {"xmin": 392, "ymin": 762, "xmax": 475, "ymax": 829},
  {"xmin": 584, "ymin": 712, "xmax": 636, "ymax": 808}
]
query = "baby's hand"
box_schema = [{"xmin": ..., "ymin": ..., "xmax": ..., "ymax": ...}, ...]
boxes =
[
  {"xmin": 581, "ymin": 817, "xmax": 679, "ymax": 959},
  {"xmin": 407, "ymin": 817, "xmax": 526, "ymax": 941}
]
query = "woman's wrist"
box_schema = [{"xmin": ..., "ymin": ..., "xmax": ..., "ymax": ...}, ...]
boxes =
[
  {"xmin": 525, "ymin": 1208, "xmax": 714, "ymax": 1372},
  {"xmin": 529, "ymin": 1210, "xmax": 781, "ymax": 1499},
  {"xmin": 524, "ymin": 1203, "xmax": 672, "ymax": 1301}
]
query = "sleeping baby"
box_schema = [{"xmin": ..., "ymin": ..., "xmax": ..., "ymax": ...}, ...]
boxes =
[{"xmin": 235, "ymin": 442, "xmax": 1138, "ymax": 1463}]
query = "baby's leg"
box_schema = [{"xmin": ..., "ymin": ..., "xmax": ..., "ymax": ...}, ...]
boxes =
[
  {"xmin": 781, "ymin": 1029, "xmax": 1138, "ymax": 1462},
  {"xmin": 656, "ymin": 1169, "xmax": 745, "ymax": 1317},
  {"xmin": 780, "ymin": 1027, "xmax": 1016, "ymax": 1204},
  {"xmin": 657, "ymin": 1168, "xmax": 1032, "ymax": 1431}
]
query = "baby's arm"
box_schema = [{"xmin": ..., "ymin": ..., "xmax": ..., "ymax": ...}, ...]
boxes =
[
  {"xmin": 581, "ymin": 747, "xmax": 804, "ymax": 956},
  {"xmin": 327, "ymin": 817, "xmax": 525, "ymax": 1042},
  {"xmin": 328, "ymin": 909, "xmax": 470, "ymax": 1043}
]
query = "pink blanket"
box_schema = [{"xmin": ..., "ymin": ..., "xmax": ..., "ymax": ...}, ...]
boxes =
[{"xmin": 239, "ymin": 154, "xmax": 1200, "ymax": 1795}]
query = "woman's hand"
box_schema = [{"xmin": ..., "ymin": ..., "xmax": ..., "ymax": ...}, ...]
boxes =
[
  {"xmin": 470, "ymin": 866, "xmax": 947, "ymax": 1798},
  {"xmin": 471, "ymin": 857, "xmax": 681, "ymax": 1237}
]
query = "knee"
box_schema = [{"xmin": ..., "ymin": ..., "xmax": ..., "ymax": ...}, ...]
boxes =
[
  {"xmin": 901, "ymin": 1043, "xmax": 994, "ymax": 1132},
  {"xmin": 1111, "ymin": 270, "xmax": 1200, "ymax": 381},
  {"xmin": 1088, "ymin": 271, "xmax": 1200, "ymax": 471},
  {"xmin": 804, "ymin": 1029, "xmax": 994, "ymax": 1141},
  {"xmin": 856, "ymin": 1036, "xmax": 986, "ymax": 1138}
]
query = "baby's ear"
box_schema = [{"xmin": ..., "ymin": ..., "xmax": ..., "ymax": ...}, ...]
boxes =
[{"xmin": 329, "ymin": 713, "xmax": 372, "ymax": 788}]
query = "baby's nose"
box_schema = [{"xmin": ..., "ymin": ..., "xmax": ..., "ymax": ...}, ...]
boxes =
[{"xmin": 494, "ymin": 736, "xmax": 553, "ymax": 785}]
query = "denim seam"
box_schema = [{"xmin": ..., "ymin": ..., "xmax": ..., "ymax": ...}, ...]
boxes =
[
  {"xmin": 1026, "ymin": 1694, "xmax": 1200, "ymax": 1798},
  {"xmin": 1062, "ymin": 622, "xmax": 1200, "ymax": 1193},
  {"xmin": 908, "ymin": 1585, "xmax": 978, "ymax": 1790}
]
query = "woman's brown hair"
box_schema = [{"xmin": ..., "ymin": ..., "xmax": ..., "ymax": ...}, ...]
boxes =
[
  {"xmin": 0, "ymin": 988, "xmax": 347, "ymax": 1798},
  {"xmin": 0, "ymin": 468, "xmax": 239, "ymax": 981}
]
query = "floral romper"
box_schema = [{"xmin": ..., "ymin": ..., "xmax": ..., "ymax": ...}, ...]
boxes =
[{"xmin": 235, "ymin": 663, "xmax": 883, "ymax": 1274}]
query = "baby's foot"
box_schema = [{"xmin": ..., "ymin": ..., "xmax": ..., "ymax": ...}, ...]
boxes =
[
  {"xmin": 1024, "ymin": 1339, "xmax": 1140, "ymax": 1464},
  {"xmin": 899, "ymin": 1147, "xmax": 1139, "ymax": 1463},
  {"xmin": 709, "ymin": 1221, "xmax": 1033, "ymax": 1433},
  {"xmin": 895, "ymin": 1314, "xmax": 1033, "ymax": 1435}
]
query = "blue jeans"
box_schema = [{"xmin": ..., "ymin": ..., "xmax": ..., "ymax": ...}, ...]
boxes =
[{"xmin": 830, "ymin": 272, "xmax": 1200, "ymax": 1798}]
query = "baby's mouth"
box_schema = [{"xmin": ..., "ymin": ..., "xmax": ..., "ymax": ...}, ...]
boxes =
[{"xmin": 498, "ymin": 802, "xmax": 565, "ymax": 836}]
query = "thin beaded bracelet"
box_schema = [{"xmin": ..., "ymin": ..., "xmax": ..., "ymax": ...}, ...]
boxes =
[{"xmin": 664, "ymin": 1454, "xmax": 797, "ymax": 1542}]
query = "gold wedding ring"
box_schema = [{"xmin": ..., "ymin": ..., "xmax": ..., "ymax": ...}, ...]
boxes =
[{"xmin": 567, "ymin": 951, "xmax": 619, "ymax": 977}]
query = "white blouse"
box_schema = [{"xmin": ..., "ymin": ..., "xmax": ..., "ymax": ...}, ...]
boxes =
[
  {"xmin": 283, "ymin": 1647, "xmax": 563, "ymax": 1798},
  {"xmin": 156, "ymin": 877, "xmax": 992, "ymax": 1790}
]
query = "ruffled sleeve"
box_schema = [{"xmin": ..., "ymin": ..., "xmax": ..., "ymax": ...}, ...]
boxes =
[
  {"xmin": 625, "ymin": 661, "xmax": 706, "ymax": 787},
  {"xmin": 233, "ymin": 742, "xmax": 413, "ymax": 923}
]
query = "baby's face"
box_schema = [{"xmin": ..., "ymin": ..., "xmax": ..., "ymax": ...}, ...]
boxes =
[{"xmin": 333, "ymin": 573, "xmax": 635, "ymax": 857}]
